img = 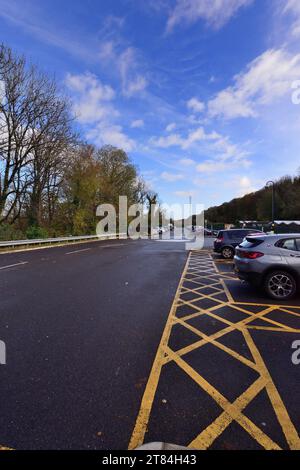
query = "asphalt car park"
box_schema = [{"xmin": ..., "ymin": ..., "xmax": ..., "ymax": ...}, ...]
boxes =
[{"xmin": 1, "ymin": 239, "xmax": 299, "ymax": 450}]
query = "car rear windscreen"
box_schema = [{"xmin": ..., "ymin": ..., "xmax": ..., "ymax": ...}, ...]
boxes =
[{"xmin": 240, "ymin": 238, "xmax": 264, "ymax": 248}]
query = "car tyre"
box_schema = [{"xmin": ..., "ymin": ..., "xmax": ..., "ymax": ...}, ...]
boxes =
[
  {"xmin": 264, "ymin": 270, "xmax": 297, "ymax": 301},
  {"xmin": 221, "ymin": 247, "xmax": 234, "ymax": 259}
]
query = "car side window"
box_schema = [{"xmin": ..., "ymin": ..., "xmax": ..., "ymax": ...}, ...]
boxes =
[
  {"xmin": 295, "ymin": 239, "xmax": 300, "ymax": 251},
  {"xmin": 280, "ymin": 239, "xmax": 297, "ymax": 251},
  {"xmin": 227, "ymin": 231, "xmax": 238, "ymax": 240}
]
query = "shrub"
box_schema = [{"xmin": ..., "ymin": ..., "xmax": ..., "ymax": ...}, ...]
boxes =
[
  {"xmin": 0, "ymin": 223, "xmax": 25, "ymax": 241},
  {"xmin": 26, "ymin": 225, "xmax": 49, "ymax": 240}
]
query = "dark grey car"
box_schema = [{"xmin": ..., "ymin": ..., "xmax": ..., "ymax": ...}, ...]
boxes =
[
  {"xmin": 234, "ymin": 234, "xmax": 300, "ymax": 300},
  {"xmin": 214, "ymin": 229, "xmax": 264, "ymax": 259}
]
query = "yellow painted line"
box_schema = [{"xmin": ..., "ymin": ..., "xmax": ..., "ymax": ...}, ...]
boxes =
[
  {"xmin": 166, "ymin": 348, "xmax": 281, "ymax": 450},
  {"xmin": 128, "ymin": 253, "xmax": 191, "ymax": 450},
  {"xmin": 243, "ymin": 329, "xmax": 300, "ymax": 450},
  {"xmin": 174, "ymin": 316, "xmax": 258, "ymax": 371},
  {"xmin": 247, "ymin": 326, "xmax": 300, "ymax": 332},
  {"xmin": 221, "ymin": 278, "xmax": 235, "ymax": 303},
  {"xmin": 222, "ymin": 303, "xmax": 300, "ymax": 332},
  {"xmin": 180, "ymin": 294, "xmax": 299, "ymax": 334},
  {"xmin": 168, "ymin": 306, "xmax": 275, "ymax": 361},
  {"xmin": 213, "ymin": 260, "xmax": 234, "ymax": 264},
  {"xmin": 280, "ymin": 308, "xmax": 300, "ymax": 318},
  {"xmin": 189, "ymin": 377, "xmax": 267, "ymax": 449},
  {"xmin": 230, "ymin": 301, "xmax": 300, "ymax": 310},
  {"xmin": 180, "ymin": 284, "xmax": 225, "ymax": 299},
  {"xmin": 177, "ymin": 299, "xmax": 277, "ymax": 332}
]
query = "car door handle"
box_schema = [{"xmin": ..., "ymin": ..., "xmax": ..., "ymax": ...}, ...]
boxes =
[{"xmin": 290, "ymin": 254, "xmax": 300, "ymax": 258}]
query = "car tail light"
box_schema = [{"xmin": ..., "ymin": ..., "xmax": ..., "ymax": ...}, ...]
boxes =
[
  {"xmin": 215, "ymin": 237, "xmax": 224, "ymax": 243},
  {"xmin": 240, "ymin": 251, "xmax": 264, "ymax": 259}
]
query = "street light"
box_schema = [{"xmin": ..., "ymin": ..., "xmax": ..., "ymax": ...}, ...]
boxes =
[{"xmin": 266, "ymin": 181, "xmax": 275, "ymax": 232}]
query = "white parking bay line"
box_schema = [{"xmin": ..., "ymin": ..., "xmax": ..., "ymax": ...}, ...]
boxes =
[
  {"xmin": 65, "ymin": 248, "xmax": 91, "ymax": 255},
  {"xmin": 0, "ymin": 261, "xmax": 29, "ymax": 271}
]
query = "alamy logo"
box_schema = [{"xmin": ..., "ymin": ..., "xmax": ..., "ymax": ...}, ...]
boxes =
[
  {"xmin": 291, "ymin": 340, "xmax": 300, "ymax": 365},
  {"xmin": 0, "ymin": 340, "xmax": 6, "ymax": 365},
  {"xmin": 291, "ymin": 80, "xmax": 300, "ymax": 105},
  {"xmin": 96, "ymin": 196, "xmax": 205, "ymax": 251}
]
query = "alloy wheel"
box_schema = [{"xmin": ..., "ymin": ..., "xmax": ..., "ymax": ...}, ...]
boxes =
[{"xmin": 268, "ymin": 273, "xmax": 294, "ymax": 299}]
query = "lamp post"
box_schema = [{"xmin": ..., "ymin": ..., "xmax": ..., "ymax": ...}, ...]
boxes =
[{"xmin": 266, "ymin": 181, "xmax": 275, "ymax": 233}]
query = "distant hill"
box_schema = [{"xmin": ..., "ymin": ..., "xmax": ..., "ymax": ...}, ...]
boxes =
[{"xmin": 205, "ymin": 175, "xmax": 300, "ymax": 224}]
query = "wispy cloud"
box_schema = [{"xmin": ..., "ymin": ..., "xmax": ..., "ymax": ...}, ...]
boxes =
[
  {"xmin": 208, "ymin": 48, "xmax": 300, "ymax": 119},
  {"xmin": 282, "ymin": 0, "xmax": 300, "ymax": 37},
  {"xmin": 151, "ymin": 124, "xmax": 251, "ymax": 174},
  {"xmin": 161, "ymin": 172, "xmax": 184, "ymax": 182},
  {"xmin": 118, "ymin": 47, "xmax": 148, "ymax": 97},
  {"xmin": 178, "ymin": 158, "xmax": 196, "ymax": 166},
  {"xmin": 151, "ymin": 126, "xmax": 219, "ymax": 150},
  {"xmin": 0, "ymin": 0, "xmax": 95, "ymax": 61},
  {"xmin": 97, "ymin": 16, "xmax": 148, "ymax": 97},
  {"xmin": 166, "ymin": 122, "xmax": 177, "ymax": 132},
  {"xmin": 166, "ymin": 0, "xmax": 253, "ymax": 32}
]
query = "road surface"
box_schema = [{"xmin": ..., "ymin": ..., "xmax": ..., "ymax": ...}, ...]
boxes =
[{"xmin": 0, "ymin": 237, "xmax": 299, "ymax": 450}]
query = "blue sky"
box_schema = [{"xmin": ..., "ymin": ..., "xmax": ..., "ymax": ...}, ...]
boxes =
[{"xmin": 1, "ymin": 0, "xmax": 300, "ymax": 212}]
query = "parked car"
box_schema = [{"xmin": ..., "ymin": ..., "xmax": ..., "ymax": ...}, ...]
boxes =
[
  {"xmin": 214, "ymin": 229, "xmax": 264, "ymax": 259},
  {"xmin": 234, "ymin": 234, "xmax": 300, "ymax": 300}
]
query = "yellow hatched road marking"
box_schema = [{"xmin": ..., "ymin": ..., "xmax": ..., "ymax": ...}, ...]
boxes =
[
  {"xmin": 174, "ymin": 316, "xmax": 258, "ymax": 371},
  {"xmin": 242, "ymin": 329, "xmax": 300, "ymax": 450},
  {"xmin": 165, "ymin": 348, "xmax": 280, "ymax": 451},
  {"xmin": 189, "ymin": 377, "xmax": 268, "ymax": 449},
  {"xmin": 129, "ymin": 250, "xmax": 300, "ymax": 450}
]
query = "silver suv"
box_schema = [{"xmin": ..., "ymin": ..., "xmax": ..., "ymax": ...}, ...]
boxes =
[{"xmin": 234, "ymin": 234, "xmax": 300, "ymax": 300}]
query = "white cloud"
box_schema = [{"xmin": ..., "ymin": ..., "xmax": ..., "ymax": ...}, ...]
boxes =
[
  {"xmin": 208, "ymin": 48, "xmax": 300, "ymax": 119},
  {"xmin": 126, "ymin": 75, "xmax": 148, "ymax": 96},
  {"xmin": 66, "ymin": 72, "xmax": 135, "ymax": 152},
  {"xmin": 166, "ymin": 0, "xmax": 253, "ymax": 32},
  {"xmin": 174, "ymin": 190, "xmax": 197, "ymax": 197},
  {"xmin": 151, "ymin": 126, "xmax": 219, "ymax": 150},
  {"xmin": 65, "ymin": 72, "xmax": 116, "ymax": 124},
  {"xmin": 99, "ymin": 41, "xmax": 115, "ymax": 61},
  {"xmin": 178, "ymin": 158, "xmax": 196, "ymax": 166},
  {"xmin": 131, "ymin": 119, "xmax": 144, "ymax": 128},
  {"xmin": 118, "ymin": 47, "xmax": 148, "ymax": 97},
  {"xmin": 187, "ymin": 97, "xmax": 205, "ymax": 113},
  {"xmin": 151, "ymin": 133, "xmax": 183, "ymax": 148},
  {"xmin": 196, "ymin": 161, "xmax": 228, "ymax": 174},
  {"xmin": 161, "ymin": 172, "xmax": 184, "ymax": 182},
  {"xmin": 97, "ymin": 17, "xmax": 148, "ymax": 98},
  {"xmin": 87, "ymin": 123, "xmax": 135, "ymax": 152},
  {"xmin": 283, "ymin": 0, "xmax": 300, "ymax": 37},
  {"xmin": 166, "ymin": 122, "xmax": 177, "ymax": 132},
  {"xmin": 151, "ymin": 124, "xmax": 250, "ymax": 174},
  {"xmin": 196, "ymin": 157, "xmax": 250, "ymax": 174}
]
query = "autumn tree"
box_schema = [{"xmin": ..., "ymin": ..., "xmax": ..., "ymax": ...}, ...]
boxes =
[{"xmin": 0, "ymin": 44, "xmax": 74, "ymax": 225}]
